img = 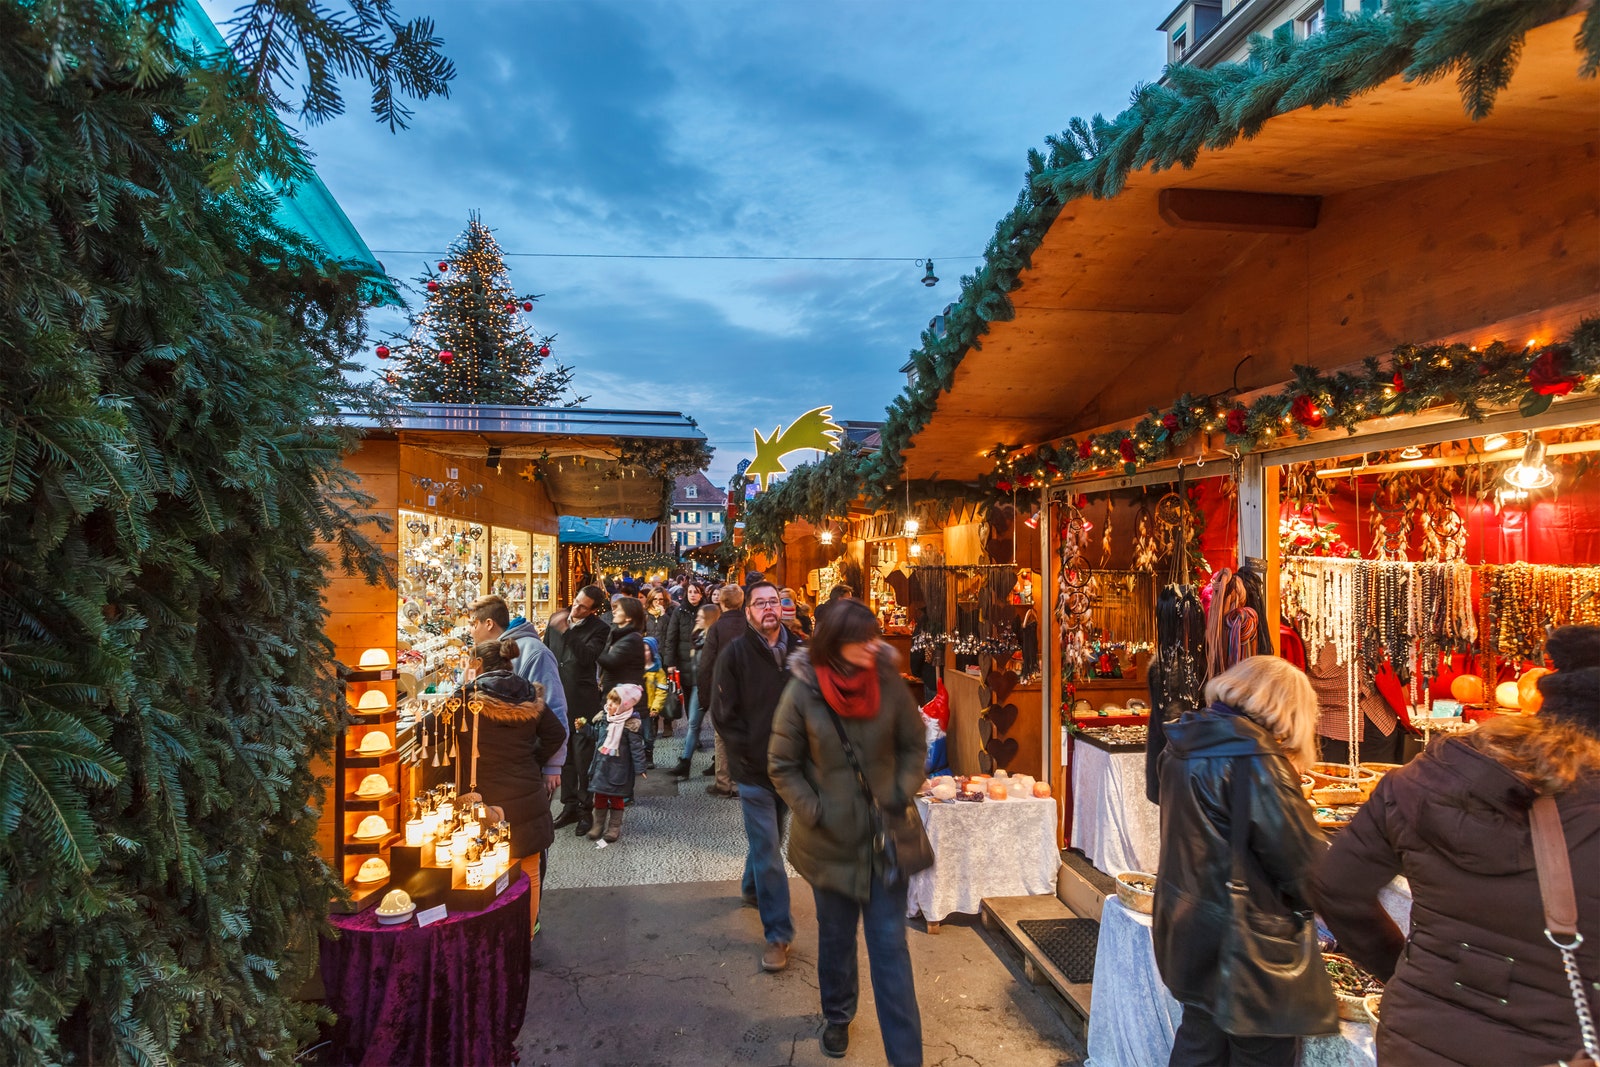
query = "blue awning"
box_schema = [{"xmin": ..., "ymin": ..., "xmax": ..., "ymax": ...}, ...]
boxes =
[{"xmin": 559, "ymin": 517, "xmax": 611, "ymax": 545}]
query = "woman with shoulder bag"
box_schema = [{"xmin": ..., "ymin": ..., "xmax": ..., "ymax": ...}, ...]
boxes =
[
  {"xmin": 769, "ymin": 599, "xmax": 929, "ymax": 1066},
  {"xmin": 1154, "ymin": 655, "xmax": 1337, "ymax": 1066},
  {"xmin": 1315, "ymin": 625, "xmax": 1600, "ymax": 1067}
]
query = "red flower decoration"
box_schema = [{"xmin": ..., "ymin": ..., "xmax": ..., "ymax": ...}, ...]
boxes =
[
  {"xmin": 1078, "ymin": 439, "xmax": 1093, "ymax": 460},
  {"xmin": 1118, "ymin": 437, "xmax": 1137, "ymax": 462},
  {"xmin": 995, "ymin": 479, "xmax": 1013, "ymax": 493},
  {"xmin": 1527, "ymin": 345, "xmax": 1582, "ymax": 397},
  {"xmin": 1162, "ymin": 413, "xmax": 1180, "ymax": 432},
  {"xmin": 1226, "ymin": 407, "xmax": 1248, "ymax": 435},
  {"xmin": 1291, "ymin": 394, "xmax": 1325, "ymax": 429},
  {"xmin": 1392, "ymin": 370, "xmax": 1406, "ymax": 393},
  {"xmin": 1018, "ymin": 473, "xmax": 1036, "ymax": 489},
  {"xmin": 1044, "ymin": 462, "xmax": 1060, "ymax": 476}
]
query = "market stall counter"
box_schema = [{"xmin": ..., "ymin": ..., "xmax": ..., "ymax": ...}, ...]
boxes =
[
  {"xmin": 320, "ymin": 870, "xmax": 532, "ymax": 1067},
  {"xmin": 907, "ymin": 788, "xmax": 1059, "ymax": 929},
  {"xmin": 1068, "ymin": 728, "xmax": 1159, "ymax": 878},
  {"xmin": 1086, "ymin": 880, "xmax": 1415, "ymax": 1067}
]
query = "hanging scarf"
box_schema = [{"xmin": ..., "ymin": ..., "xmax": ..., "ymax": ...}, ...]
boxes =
[
  {"xmin": 601, "ymin": 684, "xmax": 642, "ymax": 755},
  {"xmin": 816, "ymin": 662, "xmax": 880, "ymax": 719}
]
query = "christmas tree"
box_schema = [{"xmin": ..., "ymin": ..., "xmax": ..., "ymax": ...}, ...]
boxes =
[
  {"xmin": 0, "ymin": 2, "xmax": 449, "ymax": 1064},
  {"xmin": 388, "ymin": 214, "xmax": 584, "ymax": 406}
]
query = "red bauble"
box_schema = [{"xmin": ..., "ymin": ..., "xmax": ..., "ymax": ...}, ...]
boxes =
[
  {"xmin": 375, "ymin": 344, "xmax": 390, "ymax": 359},
  {"xmin": 438, "ymin": 261, "xmax": 450, "ymax": 272},
  {"xmin": 538, "ymin": 344, "xmax": 551, "ymax": 357},
  {"xmin": 426, "ymin": 280, "xmax": 439, "ymax": 292},
  {"xmin": 1161, "ymin": 413, "xmax": 1180, "ymax": 432},
  {"xmin": 1118, "ymin": 437, "xmax": 1137, "ymax": 462},
  {"xmin": 505, "ymin": 302, "xmax": 517, "ymax": 313},
  {"xmin": 523, "ymin": 301, "xmax": 534, "ymax": 312},
  {"xmin": 438, "ymin": 350, "xmax": 454, "ymax": 364},
  {"xmin": 1226, "ymin": 407, "xmax": 1248, "ymax": 435},
  {"xmin": 1291, "ymin": 394, "xmax": 1325, "ymax": 429}
]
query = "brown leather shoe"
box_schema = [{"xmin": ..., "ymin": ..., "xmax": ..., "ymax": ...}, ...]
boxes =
[{"xmin": 760, "ymin": 942, "xmax": 789, "ymax": 972}]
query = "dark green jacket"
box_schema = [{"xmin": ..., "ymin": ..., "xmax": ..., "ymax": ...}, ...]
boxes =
[{"xmin": 768, "ymin": 647, "xmax": 927, "ymax": 901}]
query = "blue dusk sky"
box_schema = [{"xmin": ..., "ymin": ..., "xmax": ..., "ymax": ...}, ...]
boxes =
[{"xmin": 209, "ymin": 1, "xmax": 1164, "ymax": 484}]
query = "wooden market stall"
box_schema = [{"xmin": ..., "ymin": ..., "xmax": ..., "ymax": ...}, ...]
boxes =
[
  {"xmin": 316, "ymin": 404, "xmax": 706, "ymax": 909},
  {"xmin": 892, "ymin": 11, "xmax": 1600, "ymax": 852}
]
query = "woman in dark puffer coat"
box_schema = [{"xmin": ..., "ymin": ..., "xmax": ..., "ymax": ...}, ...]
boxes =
[
  {"xmin": 441, "ymin": 637, "xmax": 568, "ymax": 924},
  {"xmin": 1315, "ymin": 625, "xmax": 1600, "ymax": 1066}
]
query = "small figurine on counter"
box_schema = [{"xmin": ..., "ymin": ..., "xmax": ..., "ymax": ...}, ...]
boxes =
[{"xmin": 586, "ymin": 684, "xmax": 648, "ymax": 844}]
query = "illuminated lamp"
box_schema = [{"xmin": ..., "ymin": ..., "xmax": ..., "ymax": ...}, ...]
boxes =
[
  {"xmin": 356, "ymin": 690, "xmax": 390, "ymax": 712},
  {"xmin": 359, "ymin": 648, "xmax": 392, "ymax": 669},
  {"xmin": 1504, "ymin": 436, "xmax": 1554, "ymax": 490}
]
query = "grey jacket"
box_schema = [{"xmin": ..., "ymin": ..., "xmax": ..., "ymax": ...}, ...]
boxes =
[{"xmin": 501, "ymin": 621, "xmax": 569, "ymax": 771}]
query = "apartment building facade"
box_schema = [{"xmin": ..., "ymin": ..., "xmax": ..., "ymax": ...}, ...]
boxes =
[
  {"xmin": 670, "ymin": 472, "xmax": 726, "ymax": 551},
  {"xmin": 1160, "ymin": 0, "xmax": 1384, "ymax": 68}
]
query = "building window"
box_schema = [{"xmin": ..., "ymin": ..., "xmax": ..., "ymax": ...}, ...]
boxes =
[
  {"xmin": 1171, "ymin": 25, "xmax": 1187, "ymax": 60},
  {"xmin": 710, "ymin": 510, "xmax": 721, "ymax": 524},
  {"xmin": 690, "ymin": 532, "xmax": 700, "ymax": 545},
  {"xmin": 685, "ymin": 485, "xmax": 697, "ymax": 499},
  {"xmin": 1297, "ymin": 2, "xmax": 1325, "ymax": 38}
]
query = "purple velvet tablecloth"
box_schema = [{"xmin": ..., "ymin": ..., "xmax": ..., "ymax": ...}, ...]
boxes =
[{"xmin": 321, "ymin": 872, "xmax": 531, "ymax": 1067}]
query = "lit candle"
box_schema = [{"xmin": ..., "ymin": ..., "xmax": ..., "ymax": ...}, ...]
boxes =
[
  {"xmin": 434, "ymin": 838, "xmax": 453, "ymax": 865},
  {"xmin": 405, "ymin": 818, "xmax": 425, "ymax": 847},
  {"xmin": 465, "ymin": 859, "xmax": 485, "ymax": 888}
]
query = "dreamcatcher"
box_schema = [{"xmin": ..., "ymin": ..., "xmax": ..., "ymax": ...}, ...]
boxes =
[
  {"xmin": 1131, "ymin": 502, "xmax": 1159, "ymax": 573},
  {"xmin": 1056, "ymin": 503, "xmax": 1099, "ymax": 678}
]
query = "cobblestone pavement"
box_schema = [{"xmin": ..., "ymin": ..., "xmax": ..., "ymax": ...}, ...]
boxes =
[{"xmin": 522, "ymin": 725, "xmax": 1084, "ymax": 1067}]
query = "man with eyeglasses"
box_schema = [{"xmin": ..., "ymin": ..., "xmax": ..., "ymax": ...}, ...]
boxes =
[
  {"xmin": 551, "ymin": 585, "xmax": 610, "ymax": 834},
  {"xmin": 713, "ymin": 579, "xmax": 803, "ymax": 972}
]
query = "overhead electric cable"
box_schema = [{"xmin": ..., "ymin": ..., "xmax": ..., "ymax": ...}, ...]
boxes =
[{"xmin": 370, "ymin": 249, "xmax": 985, "ymax": 263}]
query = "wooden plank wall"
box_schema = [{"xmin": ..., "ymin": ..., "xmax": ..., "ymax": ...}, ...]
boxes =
[
  {"xmin": 1086, "ymin": 140, "xmax": 1600, "ymax": 426},
  {"xmin": 396, "ymin": 442, "xmax": 559, "ymax": 535}
]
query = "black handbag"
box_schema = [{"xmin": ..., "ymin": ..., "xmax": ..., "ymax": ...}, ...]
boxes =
[
  {"xmin": 822, "ymin": 705, "xmax": 933, "ymax": 891},
  {"xmin": 1211, "ymin": 762, "xmax": 1338, "ymax": 1038}
]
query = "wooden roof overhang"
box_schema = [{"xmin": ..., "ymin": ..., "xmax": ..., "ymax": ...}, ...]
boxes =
[
  {"xmin": 345, "ymin": 405, "xmax": 707, "ymax": 520},
  {"xmin": 903, "ymin": 13, "xmax": 1600, "ymax": 481}
]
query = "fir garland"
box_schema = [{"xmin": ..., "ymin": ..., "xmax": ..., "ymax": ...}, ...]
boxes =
[
  {"xmin": 596, "ymin": 548, "xmax": 681, "ymax": 574},
  {"xmin": 866, "ymin": 0, "xmax": 1600, "ymax": 499}
]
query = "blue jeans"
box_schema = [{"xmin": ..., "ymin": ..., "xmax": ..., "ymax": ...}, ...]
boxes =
[
  {"xmin": 813, "ymin": 877, "xmax": 923, "ymax": 1067},
  {"xmin": 737, "ymin": 785, "xmax": 793, "ymax": 946},
  {"xmin": 679, "ymin": 687, "xmax": 706, "ymax": 762}
]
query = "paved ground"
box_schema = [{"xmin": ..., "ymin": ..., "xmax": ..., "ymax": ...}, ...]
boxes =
[{"xmin": 520, "ymin": 727, "xmax": 1084, "ymax": 1067}]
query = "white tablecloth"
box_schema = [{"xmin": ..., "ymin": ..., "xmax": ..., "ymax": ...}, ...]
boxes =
[
  {"xmin": 1069, "ymin": 741, "xmax": 1161, "ymax": 877},
  {"xmin": 1085, "ymin": 879, "xmax": 1415, "ymax": 1067},
  {"xmin": 906, "ymin": 795, "xmax": 1059, "ymax": 922}
]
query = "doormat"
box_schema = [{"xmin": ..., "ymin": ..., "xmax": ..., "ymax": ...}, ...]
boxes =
[{"xmin": 1017, "ymin": 918, "xmax": 1100, "ymax": 983}]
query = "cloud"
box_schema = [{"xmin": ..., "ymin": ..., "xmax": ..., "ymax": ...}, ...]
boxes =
[{"xmin": 277, "ymin": 0, "xmax": 1162, "ymax": 487}]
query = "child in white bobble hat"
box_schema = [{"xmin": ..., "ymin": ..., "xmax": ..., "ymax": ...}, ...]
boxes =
[{"xmin": 586, "ymin": 684, "xmax": 647, "ymax": 842}]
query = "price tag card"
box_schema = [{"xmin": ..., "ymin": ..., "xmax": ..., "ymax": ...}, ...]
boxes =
[
  {"xmin": 415, "ymin": 904, "xmax": 448, "ymax": 928},
  {"xmin": 494, "ymin": 872, "xmax": 510, "ymax": 896}
]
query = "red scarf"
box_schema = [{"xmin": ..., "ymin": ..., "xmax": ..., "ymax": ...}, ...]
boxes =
[{"xmin": 816, "ymin": 662, "xmax": 880, "ymax": 719}]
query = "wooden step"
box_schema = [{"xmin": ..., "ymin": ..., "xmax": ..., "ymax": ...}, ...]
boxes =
[
  {"xmin": 981, "ymin": 891, "xmax": 1094, "ymax": 1042},
  {"xmin": 1057, "ymin": 848, "xmax": 1114, "ymax": 921}
]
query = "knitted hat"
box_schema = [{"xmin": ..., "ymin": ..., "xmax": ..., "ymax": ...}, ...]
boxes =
[
  {"xmin": 780, "ymin": 588, "xmax": 798, "ymax": 621},
  {"xmin": 1538, "ymin": 625, "xmax": 1600, "ymax": 738},
  {"xmin": 608, "ymin": 683, "xmax": 643, "ymax": 713}
]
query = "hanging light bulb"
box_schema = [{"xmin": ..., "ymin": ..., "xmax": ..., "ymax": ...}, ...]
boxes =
[
  {"xmin": 920, "ymin": 259, "xmax": 938, "ymax": 287},
  {"xmin": 819, "ymin": 528, "xmax": 834, "ymax": 545},
  {"xmin": 908, "ymin": 540, "xmax": 923, "ymax": 559},
  {"xmin": 1398, "ymin": 445, "xmax": 1424, "ymax": 460},
  {"xmin": 903, "ymin": 517, "xmax": 920, "ymax": 537},
  {"xmin": 1504, "ymin": 435, "xmax": 1555, "ymax": 489}
]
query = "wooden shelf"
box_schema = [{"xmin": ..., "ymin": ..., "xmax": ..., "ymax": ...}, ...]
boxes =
[
  {"xmin": 343, "ymin": 750, "xmax": 399, "ymax": 767},
  {"xmin": 344, "ymin": 830, "xmax": 402, "ymax": 853},
  {"xmin": 343, "ymin": 791, "xmax": 399, "ymax": 809}
]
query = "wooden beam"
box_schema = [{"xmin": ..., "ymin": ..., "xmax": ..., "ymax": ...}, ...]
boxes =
[{"xmin": 1158, "ymin": 188, "xmax": 1321, "ymax": 233}]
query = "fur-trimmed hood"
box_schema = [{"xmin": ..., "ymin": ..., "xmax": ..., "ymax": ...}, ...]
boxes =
[
  {"xmin": 464, "ymin": 669, "xmax": 548, "ymax": 722},
  {"xmin": 786, "ymin": 643, "xmax": 902, "ymax": 690}
]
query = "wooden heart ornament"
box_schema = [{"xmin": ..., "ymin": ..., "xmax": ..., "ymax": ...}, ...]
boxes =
[
  {"xmin": 986, "ymin": 702, "xmax": 1019, "ymax": 735},
  {"xmin": 985, "ymin": 735, "xmax": 1020, "ymax": 769},
  {"xmin": 985, "ymin": 668, "xmax": 1020, "ymax": 704}
]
